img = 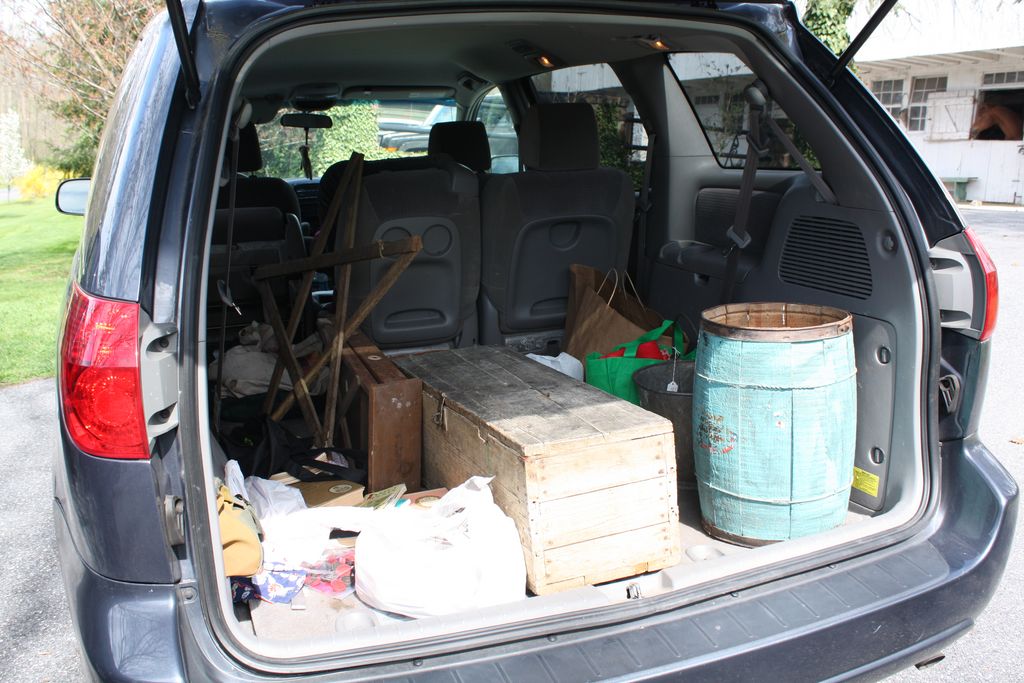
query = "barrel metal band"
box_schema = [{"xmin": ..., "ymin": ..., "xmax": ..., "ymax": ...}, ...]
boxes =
[
  {"xmin": 695, "ymin": 369, "xmax": 858, "ymax": 391},
  {"xmin": 698, "ymin": 477, "xmax": 855, "ymax": 505}
]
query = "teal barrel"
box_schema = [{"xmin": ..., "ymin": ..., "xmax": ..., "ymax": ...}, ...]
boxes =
[{"xmin": 692, "ymin": 303, "xmax": 857, "ymax": 546}]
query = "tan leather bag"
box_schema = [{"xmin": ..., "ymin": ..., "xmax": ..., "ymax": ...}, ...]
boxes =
[{"xmin": 216, "ymin": 485, "xmax": 263, "ymax": 577}]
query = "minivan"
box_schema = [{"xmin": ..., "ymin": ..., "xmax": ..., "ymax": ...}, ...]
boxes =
[{"xmin": 53, "ymin": 1, "xmax": 1016, "ymax": 680}]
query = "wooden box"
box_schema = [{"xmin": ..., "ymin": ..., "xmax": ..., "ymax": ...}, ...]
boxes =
[
  {"xmin": 341, "ymin": 332, "xmax": 421, "ymax": 493},
  {"xmin": 396, "ymin": 347, "xmax": 680, "ymax": 595}
]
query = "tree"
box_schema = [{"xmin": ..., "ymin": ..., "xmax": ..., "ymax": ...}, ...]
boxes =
[
  {"xmin": 256, "ymin": 102, "xmax": 397, "ymax": 179},
  {"xmin": 802, "ymin": 0, "xmax": 857, "ymax": 55},
  {"xmin": 0, "ymin": 109, "xmax": 30, "ymax": 200},
  {"xmin": 0, "ymin": 1, "xmax": 162, "ymax": 175},
  {"xmin": 310, "ymin": 102, "xmax": 397, "ymax": 176}
]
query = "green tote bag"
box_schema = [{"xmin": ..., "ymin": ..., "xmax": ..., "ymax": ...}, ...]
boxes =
[{"xmin": 585, "ymin": 320, "xmax": 686, "ymax": 405}]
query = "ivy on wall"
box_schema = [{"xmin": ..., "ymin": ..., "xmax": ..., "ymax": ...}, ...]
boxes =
[{"xmin": 802, "ymin": 0, "xmax": 856, "ymax": 56}]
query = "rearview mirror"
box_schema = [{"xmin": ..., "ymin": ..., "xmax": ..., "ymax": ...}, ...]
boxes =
[
  {"xmin": 56, "ymin": 178, "xmax": 90, "ymax": 216},
  {"xmin": 280, "ymin": 113, "xmax": 333, "ymax": 129},
  {"xmin": 490, "ymin": 155, "xmax": 520, "ymax": 174}
]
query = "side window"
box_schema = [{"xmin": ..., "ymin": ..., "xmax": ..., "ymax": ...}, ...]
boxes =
[
  {"xmin": 668, "ymin": 52, "xmax": 819, "ymax": 170},
  {"xmin": 474, "ymin": 88, "xmax": 518, "ymax": 173},
  {"xmin": 530, "ymin": 64, "xmax": 647, "ymax": 188}
]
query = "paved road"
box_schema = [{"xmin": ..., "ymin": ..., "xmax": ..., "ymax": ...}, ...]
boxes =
[
  {"xmin": 886, "ymin": 207, "xmax": 1024, "ymax": 682},
  {"xmin": 0, "ymin": 207, "xmax": 1020, "ymax": 682},
  {"xmin": 0, "ymin": 379, "xmax": 83, "ymax": 682}
]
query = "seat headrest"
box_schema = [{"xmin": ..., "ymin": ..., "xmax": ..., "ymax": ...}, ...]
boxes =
[
  {"xmin": 428, "ymin": 121, "xmax": 491, "ymax": 172},
  {"xmin": 519, "ymin": 103, "xmax": 600, "ymax": 172},
  {"xmin": 237, "ymin": 123, "xmax": 263, "ymax": 173},
  {"xmin": 212, "ymin": 207, "xmax": 285, "ymax": 244}
]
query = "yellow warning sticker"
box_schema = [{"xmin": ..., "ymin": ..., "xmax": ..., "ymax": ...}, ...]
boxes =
[{"xmin": 852, "ymin": 467, "xmax": 880, "ymax": 497}]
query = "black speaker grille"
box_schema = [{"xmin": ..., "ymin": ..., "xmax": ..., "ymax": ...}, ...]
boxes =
[{"xmin": 779, "ymin": 215, "xmax": 873, "ymax": 299}]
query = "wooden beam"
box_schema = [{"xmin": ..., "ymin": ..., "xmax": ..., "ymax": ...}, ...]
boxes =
[
  {"xmin": 261, "ymin": 153, "xmax": 363, "ymax": 416},
  {"xmin": 321, "ymin": 163, "xmax": 363, "ymax": 446},
  {"xmin": 271, "ymin": 240, "xmax": 421, "ymax": 421},
  {"xmin": 251, "ymin": 237, "xmax": 420, "ymax": 282},
  {"xmin": 257, "ymin": 280, "xmax": 322, "ymax": 436},
  {"xmin": 336, "ymin": 376, "xmax": 362, "ymax": 449}
]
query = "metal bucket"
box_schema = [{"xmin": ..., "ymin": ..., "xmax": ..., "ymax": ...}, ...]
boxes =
[
  {"xmin": 633, "ymin": 361, "xmax": 696, "ymax": 488},
  {"xmin": 692, "ymin": 303, "xmax": 857, "ymax": 546}
]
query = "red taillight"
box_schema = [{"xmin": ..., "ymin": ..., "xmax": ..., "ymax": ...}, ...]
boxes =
[
  {"xmin": 964, "ymin": 226, "xmax": 998, "ymax": 342},
  {"xmin": 59, "ymin": 282, "xmax": 149, "ymax": 458}
]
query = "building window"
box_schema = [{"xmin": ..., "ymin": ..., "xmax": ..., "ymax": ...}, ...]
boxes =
[
  {"xmin": 871, "ymin": 79, "xmax": 904, "ymax": 117},
  {"xmin": 908, "ymin": 76, "xmax": 947, "ymax": 131},
  {"xmin": 982, "ymin": 71, "xmax": 1024, "ymax": 86},
  {"xmin": 693, "ymin": 94, "xmax": 720, "ymax": 105}
]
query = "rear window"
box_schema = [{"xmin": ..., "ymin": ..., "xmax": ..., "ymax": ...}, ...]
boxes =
[
  {"xmin": 530, "ymin": 64, "xmax": 647, "ymax": 188},
  {"xmin": 256, "ymin": 99, "xmax": 457, "ymax": 179},
  {"xmin": 669, "ymin": 52, "xmax": 819, "ymax": 170}
]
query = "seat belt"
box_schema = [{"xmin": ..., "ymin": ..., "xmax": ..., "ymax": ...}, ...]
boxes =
[
  {"xmin": 764, "ymin": 116, "xmax": 837, "ymax": 205},
  {"xmin": 720, "ymin": 83, "xmax": 839, "ymax": 305},
  {"xmin": 213, "ymin": 104, "xmax": 249, "ymax": 435},
  {"xmin": 634, "ymin": 130, "xmax": 656, "ymax": 291},
  {"xmin": 720, "ymin": 83, "xmax": 766, "ymax": 305}
]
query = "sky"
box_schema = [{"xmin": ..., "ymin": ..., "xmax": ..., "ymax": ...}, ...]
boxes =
[
  {"xmin": 2, "ymin": 1, "xmax": 1022, "ymax": 60},
  {"xmin": 798, "ymin": 0, "xmax": 1024, "ymax": 61}
]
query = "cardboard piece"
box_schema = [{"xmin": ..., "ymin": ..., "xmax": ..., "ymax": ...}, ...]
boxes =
[
  {"xmin": 400, "ymin": 487, "xmax": 448, "ymax": 510},
  {"xmin": 288, "ymin": 480, "xmax": 365, "ymax": 508}
]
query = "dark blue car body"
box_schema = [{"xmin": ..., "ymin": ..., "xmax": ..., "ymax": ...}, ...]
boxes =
[{"xmin": 53, "ymin": 1, "xmax": 1016, "ymax": 680}]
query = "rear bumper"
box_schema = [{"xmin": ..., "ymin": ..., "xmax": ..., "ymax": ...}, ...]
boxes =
[
  {"xmin": 53, "ymin": 499, "xmax": 186, "ymax": 683},
  {"xmin": 59, "ymin": 437, "xmax": 1016, "ymax": 682}
]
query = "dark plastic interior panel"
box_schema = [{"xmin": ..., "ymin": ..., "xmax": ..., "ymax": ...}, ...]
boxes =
[
  {"xmin": 650, "ymin": 178, "xmax": 919, "ymax": 514},
  {"xmin": 367, "ymin": 216, "xmax": 461, "ymax": 346},
  {"xmin": 850, "ymin": 316, "xmax": 896, "ymax": 510},
  {"xmin": 505, "ymin": 214, "xmax": 620, "ymax": 332}
]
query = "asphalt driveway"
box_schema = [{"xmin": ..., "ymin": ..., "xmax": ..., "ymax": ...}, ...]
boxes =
[{"xmin": 0, "ymin": 206, "xmax": 1020, "ymax": 682}]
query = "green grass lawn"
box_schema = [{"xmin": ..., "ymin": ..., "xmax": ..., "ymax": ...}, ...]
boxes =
[{"xmin": 0, "ymin": 198, "xmax": 83, "ymax": 385}]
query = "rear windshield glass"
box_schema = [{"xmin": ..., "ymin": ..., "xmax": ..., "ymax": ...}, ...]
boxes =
[
  {"xmin": 256, "ymin": 99, "xmax": 457, "ymax": 179},
  {"xmin": 669, "ymin": 53, "xmax": 819, "ymax": 170}
]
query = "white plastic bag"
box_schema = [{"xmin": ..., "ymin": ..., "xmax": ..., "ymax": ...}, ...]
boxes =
[
  {"xmin": 224, "ymin": 459, "xmax": 309, "ymax": 521},
  {"xmin": 259, "ymin": 506, "xmax": 378, "ymax": 568},
  {"xmin": 355, "ymin": 477, "xmax": 526, "ymax": 618},
  {"xmin": 526, "ymin": 352, "xmax": 584, "ymax": 381},
  {"xmin": 244, "ymin": 475, "xmax": 307, "ymax": 521}
]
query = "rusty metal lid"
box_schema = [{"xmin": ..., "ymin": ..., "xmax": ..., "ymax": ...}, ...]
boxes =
[{"xmin": 701, "ymin": 302, "xmax": 853, "ymax": 342}]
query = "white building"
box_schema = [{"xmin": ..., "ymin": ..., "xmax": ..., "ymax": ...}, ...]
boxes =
[
  {"xmin": 858, "ymin": 47, "xmax": 1024, "ymax": 205},
  {"xmin": 848, "ymin": 0, "xmax": 1024, "ymax": 204}
]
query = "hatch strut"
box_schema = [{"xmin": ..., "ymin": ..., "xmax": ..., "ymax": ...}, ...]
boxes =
[
  {"xmin": 827, "ymin": 0, "xmax": 897, "ymax": 86},
  {"xmin": 166, "ymin": 0, "xmax": 202, "ymax": 108}
]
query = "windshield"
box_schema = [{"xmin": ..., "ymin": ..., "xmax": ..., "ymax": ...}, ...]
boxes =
[{"xmin": 256, "ymin": 99, "xmax": 457, "ymax": 178}]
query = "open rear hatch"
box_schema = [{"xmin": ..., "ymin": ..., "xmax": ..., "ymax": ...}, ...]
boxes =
[{"xmin": 175, "ymin": 0, "xmax": 940, "ymax": 670}]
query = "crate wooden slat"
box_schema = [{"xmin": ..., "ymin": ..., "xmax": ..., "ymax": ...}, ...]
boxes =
[{"xmin": 396, "ymin": 346, "xmax": 680, "ymax": 595}]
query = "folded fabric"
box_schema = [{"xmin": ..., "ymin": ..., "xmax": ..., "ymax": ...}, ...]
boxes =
[
  {"xmin": 251, "ymin": 564, "xmax": 307, "ymax": 603},
  {"xmin": 231, "ymin": 577, "xmax": 259, "ymax": 603}
]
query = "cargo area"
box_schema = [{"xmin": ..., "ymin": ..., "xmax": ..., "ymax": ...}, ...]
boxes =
[{"xmin": 193, "ymin": 8, "xmax": 929, "ymax": 660}]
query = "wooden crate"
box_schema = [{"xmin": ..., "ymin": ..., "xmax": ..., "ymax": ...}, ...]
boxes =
[
  {"xmin": 341, "ymin": 332, "xmax": 421, "ymax": 493},
  {"xmin": 396, "ymin": 347, "xmax": 680, "ymax": 595}
]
